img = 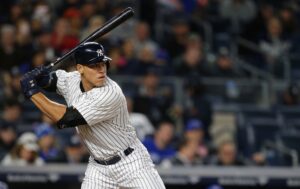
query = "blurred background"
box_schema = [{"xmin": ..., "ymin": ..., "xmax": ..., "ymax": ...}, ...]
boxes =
[{"xmin": 1, "ymin": 0, "xmax": 300, "ymax": 189}]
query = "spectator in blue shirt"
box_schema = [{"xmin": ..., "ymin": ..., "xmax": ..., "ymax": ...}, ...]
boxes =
[
  {"xmin": 143, "ymin": 121, "xmax": 176, "ymax": 164},
  {"xmin": 34, "ymin": 122, "xmax": 66, "ymax": 163}
]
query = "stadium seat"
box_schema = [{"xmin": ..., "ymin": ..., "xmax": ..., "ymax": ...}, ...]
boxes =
[
  {"xmin": 278, "ymin": 107, "xmax": 300, "ymax": 126},
  {"xmin": 237, "ymin": 107, "xmax": 279, "ymax": 128},
  {"xmin": 278, "ymin": 131, "xmax": 300, "ymax": 157},
  {"xmin": 246, "ymin": 119, "xmax": 282, "ymax": 153}
]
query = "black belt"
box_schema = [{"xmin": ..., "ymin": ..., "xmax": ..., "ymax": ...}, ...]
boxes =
[{"xmin": 94, "ymin": 147, "xmax": 134, "ymax": 165}]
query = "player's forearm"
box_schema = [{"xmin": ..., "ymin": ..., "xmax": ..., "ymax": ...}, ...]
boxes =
[{"xmin": 30, "ymin": 92, "xmax": 67, "ymax": 122}]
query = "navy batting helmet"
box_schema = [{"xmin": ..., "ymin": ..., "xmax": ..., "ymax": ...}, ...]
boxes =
[{"xmin": 74, "ymin": 42, "xmax": 111, "ymax": 66}]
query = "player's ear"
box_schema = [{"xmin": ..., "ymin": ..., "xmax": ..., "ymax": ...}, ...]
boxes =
[{"xmin": 76, "ymin": 64, "xmax": 84, "ymax": 74}]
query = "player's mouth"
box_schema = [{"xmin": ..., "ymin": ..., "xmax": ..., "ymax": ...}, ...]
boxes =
[
  {"xmin": 96, "ymin": 76, "xmax": 105, "ymax": 82},
  {"xmin": 98, "ymin": 75, "xmax": 105, "ymax": 79}
]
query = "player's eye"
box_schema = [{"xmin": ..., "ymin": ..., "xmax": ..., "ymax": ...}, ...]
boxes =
[{"xmin": 88, "ymin": 62, "xmax": 105, "ymax": 69}]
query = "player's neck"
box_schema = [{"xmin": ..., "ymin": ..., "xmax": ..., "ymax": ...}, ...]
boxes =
[{"xmin": 80, "ymin": 80, "xmax": 93, "ymax": 92}]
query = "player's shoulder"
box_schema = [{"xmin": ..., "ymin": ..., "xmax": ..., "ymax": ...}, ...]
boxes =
[
  {"xmin": 104, "ymin": 77, "xmax": 122, "ymax": 92},
  {"xmin": 92, "ymin": 77, "xmax": 123, "ymax": 97},
  {"xmin": 56, "ymin": 69, "xmax": 80, "ymax": 79}
]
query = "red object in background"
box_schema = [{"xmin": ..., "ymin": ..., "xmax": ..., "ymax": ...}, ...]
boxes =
[{"xmin": 51, "ymin": 33, "xmax": 79, "ymax": 54}]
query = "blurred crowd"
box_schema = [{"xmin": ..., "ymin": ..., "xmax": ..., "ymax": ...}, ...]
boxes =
[{"xmin": 1, "ymin": 0, "xmax": 300, "ymax": 168}]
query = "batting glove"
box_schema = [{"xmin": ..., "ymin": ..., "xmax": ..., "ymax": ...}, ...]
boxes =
[
  {"xmin": 35, "ymin": 65, "xmax": 54, "ymax": 88},
  {"xmin": 20, "ymin": 73, "xmax": 41, "ymax": 99}
]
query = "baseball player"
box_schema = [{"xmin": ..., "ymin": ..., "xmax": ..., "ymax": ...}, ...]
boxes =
[{"xmin": 20, "ymin": 42, "xmax": 165, "ymax": 189}]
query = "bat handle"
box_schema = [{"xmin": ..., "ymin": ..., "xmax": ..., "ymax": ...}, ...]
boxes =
[{"xmin": 45, "ymin": 59, "xmax": 59, "ymax": 70}]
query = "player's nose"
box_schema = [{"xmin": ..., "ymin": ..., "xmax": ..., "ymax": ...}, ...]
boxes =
[{"xmin": 95, "ymin": 62, "xmax": 106, "ymax": 72}]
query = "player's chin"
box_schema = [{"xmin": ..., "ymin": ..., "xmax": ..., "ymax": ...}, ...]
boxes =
[{"xmin": 94, "ymin": 79, "xmax": 105, "ymax": 87}]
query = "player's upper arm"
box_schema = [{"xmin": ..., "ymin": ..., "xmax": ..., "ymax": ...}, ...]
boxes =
[{"xmin": 72, "ymin": 86, "xmax": 123, "ymax": 126}]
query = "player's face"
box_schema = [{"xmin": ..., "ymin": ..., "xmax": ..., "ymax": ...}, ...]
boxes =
[{"xmin": 78, "ymin": 62, "xmax": 107, "ymax": 89}]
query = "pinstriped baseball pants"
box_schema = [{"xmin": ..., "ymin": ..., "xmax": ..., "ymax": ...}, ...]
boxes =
[{"xmin": 81, "ymin": 140, "xmax": 165, "ymax": 189}]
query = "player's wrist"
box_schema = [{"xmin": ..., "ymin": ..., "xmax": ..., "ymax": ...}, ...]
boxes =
[{"xmin": 27, "ymin": 88, "xmax": 42, "ymax": 99}]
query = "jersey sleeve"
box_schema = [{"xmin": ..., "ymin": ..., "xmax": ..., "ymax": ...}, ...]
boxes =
[
  {"xmin": 72, "ymin": 86, "xmax": 123, "ymax": 126},
  {"xmin": 55, "ymin": 70, "xmax": 72, "ymax": 97}
]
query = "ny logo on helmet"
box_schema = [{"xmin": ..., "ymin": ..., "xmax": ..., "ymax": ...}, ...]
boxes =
[{"xmin": 96, "ymin": 49, "xmax": 104, "ymax": 57}]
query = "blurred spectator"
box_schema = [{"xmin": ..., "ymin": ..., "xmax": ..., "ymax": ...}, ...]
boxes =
[
  {"xmin": 94, "ymin": 0, "xmax": 112, "ymax": 18},
  {"xmin": 80, "ymin": 1, "xmax": 96, "ymax": 25},
  {"xmin": 51, "ymin": 18, "xmax": 79, "ymax": 56},
  {"xmin": 121, "ymin": 39, "xmax": 139, "ymax": 74},
  {"xmin": 80, "ymin": 15, "xmax": 105, "ymax": 41},
  {"xmin": 183, "ymin": 78, "xmax": 212, "ymax": 137},
  {"xmin": 106, "ymin": 47, "xmax": 127, "ymax": 75},
  {"xmin": 162, "ymin": 137, "xmax": 202, "ymax": 167},
  {"xmin": 184, "ymin": 119, "xmax": 209, "ymax": 160},
  {"xmin": 242, "ymin": 3, "xmax": 275, "ymax": 41},
  {"xmin": 219, "ymin": 0, "xmax": 257, "ymax": 33},
  {"xmin": 138, "ymin": 0, "xmax": 156, "ymax": 28},
  {"xmin": 210, "ymin": 47, "xmax": 243, "ymax": 78},
  {"xmin": 126, "ymin": 96, "xmax": 154, "ymax": 141},
  {"xmin": 133, "ymin": 70, "xmax": 173, "ymax": 125},
  {"xmin": 163, "ymin": 17, "xmax": 190, "ymax": 60},
  {"xmin": 209, "ymin": 138, "xmax": 246, "ymax": 166},
  {"xmin": 63, "ymin": 7, "xmax": 83, "ymax": 37},
  {"xmin": 34, "ymin": 28, "xmax": 55, "ymax": 63},
  {"xmin": 279, "ymin": 84, "xmax": 300, "ymax": 106},
  {"xmin": 259, "ymin": 17, "xmax": 291, "ymax": 72},
  {"xmin": 3, "ymin": 67, "xmax": 24, "ymax": 102},
  {"xmin": 251, "ymin": 152, "xmax": 267, "ymax": 166},
  {"xmin": 31, "ymin": 50, "xmax": 47, "ymax": 69},
  {"xmin": 0, "ymin": 122, "xmax": 17, "ymax": 161},
  {"xmin": 279, "ymin": 5, "xmax": 298, "ymax": 35},
  {"xmin": 1, "ymin": 132, "xmax": 44, "ymax": 166},
  {"xmin": 135, "ymin": 43, "xmax": 158, "ymax": 75},
  {"xmin": 15, "ymin": 19, "xmax": 34, "ymax": 67},
  {"xmin": 64, "ymin": 134, "xmax": 88, "ymax": 164},
  {"xmin": 32, "ymin": 1, "xmax": 52, "ymax": 30},
  {"xmin": 34, "ymin": 123, "xmax": 66, "ymax": 163},
  {"xmin": 60, "ymin": 0, "xmax": 82, "ymax": 11},
  {"xmin": 0, "ymin": 24, "xmax": 22, "ymax": 71},
  {"xmin": 173, "ymin": 33, "xmax": 209, "ymax": 77},
  {"xmin": 158, "ymin": 0, "xmax": 183, "ymax": 11},
  {"xmin": 132, "ymin": 21, "xmax": 158, "ymax": 58},
  {"xmin": 0, "ymin": 99, "xmax": 22, "ymax": 126},
  {"xmin": 143, "ymin": 121, "xmax": 176, "ymax": 164},
  {"xmin": 8, "ymin": 3, "xmax": 24, "ymax": 24},
  {"xmin": 107, "ymin": 3, "xmax": 137, "ymax": 42},
  {"xmin": 135, "ymin": 39, "xmax": 170, "ymax": 76}
]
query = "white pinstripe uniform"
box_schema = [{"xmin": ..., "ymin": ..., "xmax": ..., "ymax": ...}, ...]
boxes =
[{"xmin": 55, "ymin": 70, "xmax": 165, "ymax": 189}]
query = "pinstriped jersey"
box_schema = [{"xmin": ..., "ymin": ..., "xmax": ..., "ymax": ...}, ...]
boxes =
[{"xmin": 55, "ymin": 70, "xmax": 137, "ymax": 159}]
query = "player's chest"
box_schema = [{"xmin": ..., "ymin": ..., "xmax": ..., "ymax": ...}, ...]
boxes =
[{"xmin": 66, "ymin": 84, "xmax": 93, "ymax": 105}]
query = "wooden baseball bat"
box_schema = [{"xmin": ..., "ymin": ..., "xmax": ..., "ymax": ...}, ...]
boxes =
[{"xmin": 48, "ymin": 7, "xmax": 134, "ymax": 69}]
